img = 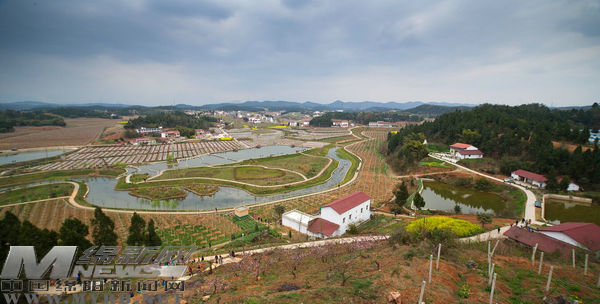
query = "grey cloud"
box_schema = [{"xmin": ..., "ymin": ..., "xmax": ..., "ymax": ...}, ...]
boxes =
[{"xmin": 0, "ymin": 0, "xmax": 598, "ymax": 105}]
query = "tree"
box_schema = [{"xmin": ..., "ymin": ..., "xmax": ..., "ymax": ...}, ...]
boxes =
[
  {"xmin": 91, "ymin": 207, "xmax": 118, "ymax": 246},
  {"xmin": 558, "ymin": 176, "xmax": 570, "ymax": 192},
  {"xmin": 146, "ymin": 219, "xmax": 162, "ymax": 246},
  {"xmin": 274, "ymin": 204, "xmax": 285, "ymax": 221},
  {"xmin": 0, "ymin": 211, "xmax": 22, "ymax": 261},
  {"xmin": 127, "ymin": 212, "xmax": 146, "ymax": 246},
  {"xmin": 59, "ymin": 218, "xmax": 92, "ymax": 249},
  {"xmin": 393, "ymin": 182, "xmax": 409, "ymax": 209},
  {"xmin": 454, "ymin": 204, "xmax": 462, "ymax": 214},
  {"xmin": 18, "ymin": 221, "xmax": 58, "ymax": 257},
  {"xmin": 477, "ymin": 213, "xmax": 492, "ymax": 228},
  {"xmin": 413, "ymin": 193, "xmax": 425, "ymax": 210}
]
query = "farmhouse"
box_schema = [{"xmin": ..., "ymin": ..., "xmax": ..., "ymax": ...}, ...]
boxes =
[
  {"xmin": 282, "ymin": 192, "xmax": 371, "ymax": 238},
  {"xmin": 332, "ymin": 120, "xmax": 349, "ymax": 128},
  {"xmin": 511, "ymin": 169, "xmax": 547, "ymax": 188},
  {"xmin": 368, "ymin": 121, "xmax": 393, "ymax": 128},
  {"xmin": 161, "ymin": 129, "xmax": 180, "ymax": 138},
  {"xmin": 195, "ymin": 129, "xmax": 205, "ymax": 138},
  {"xmin": 504, "ymin": 222, "xmax": 600, "ymax": 256},
  {"xmin": 136, "ymin": 126, "xmax": 162, "ymax": 134},
  {"xmin": 456, "ymin": 149, "xmax": 483, "ymax": 159}
]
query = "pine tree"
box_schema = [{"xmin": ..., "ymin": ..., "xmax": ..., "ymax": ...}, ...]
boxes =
[
  {"xmin": 146, "ymin": 219, "xmax": 162, "ymax": 246},
  {"xmin": 59, "ymin": 218, "xmax": 92, "ymax": 250},
  {"xmin": 127, "ymin": 212, "xmax": 146, "ymax": 246},
  {"xmin": 413, "ymin": 193, "xmax": 425, "ymax": 210},
  {"xmin": 91, "ymin": 207, "xmax": 118, "ymax": 246},
  {"xmin": 393, "ymin": 182, "xmax": 409, "ymax": 208}
]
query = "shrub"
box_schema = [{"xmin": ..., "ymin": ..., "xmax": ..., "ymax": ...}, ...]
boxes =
[
  {"xmin": 347, "ymin": 224, "xmax": 359, "ymax": 235},
  {"xmin": 457, "ymin": 283, "xmax": 470, "ymax": 298},
  {"xmin": 406, "ymin": 216, "xmax": 483, "ymax": 237}
]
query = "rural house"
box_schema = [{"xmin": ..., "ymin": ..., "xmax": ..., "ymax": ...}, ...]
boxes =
[
  {"xmin": 504, "ymin": 222, "xmax": 600, "ymax": 256},
  {"xmin": 282, "ymin": 192, "xmax": 371, "ymax": 238},
  {"xmin": 511, "ymin": 169, "xmax": 547, "ymax": 188}
]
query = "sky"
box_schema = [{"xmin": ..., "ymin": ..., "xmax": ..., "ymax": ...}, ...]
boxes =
[{"xmin": 0, "ymin": 0, "xmax": 599, "ymax": 107}]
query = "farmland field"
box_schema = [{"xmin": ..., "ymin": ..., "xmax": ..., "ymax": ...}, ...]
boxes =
[
  {"xmin": 236, "ymin": 152, "xmax": 330, "ymax": 178},
  {"xmin": 0, "ymin": 118, "xmax": 118, "ymax": 150},
  {"xmin": 0, "ymin": 183, "xmax": 74, "ymax": 205}
]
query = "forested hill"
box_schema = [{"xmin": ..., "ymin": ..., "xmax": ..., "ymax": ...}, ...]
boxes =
[
  {"xmin": 310, "ymin": 111, "xmax": 422, "ymax": 127},
  {"xmin": 124, "ymin": 112, "xmax": 217, "ymax": 137},
  {"xmin": 387, "ymin": 103, "xmax": 600, "ymax": 189},
  {"xmin": 0, "ymin": 110, "xmax": 66, "ymax": 133}
]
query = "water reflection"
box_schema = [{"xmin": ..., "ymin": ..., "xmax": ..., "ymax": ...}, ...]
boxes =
[
  {"xmin": 0, "ymin": 149, "xmax": 69, "ymax": 165},
  {"xmin": 421, "ymin": 181, "xmax": 506, "ymax": 215},
  {"xmin": 82, "ymin": 146, "xmax": 349, "ymax": 211},
  {"xmin": 545, "ymin": 199, "xmax": 600, "ymax": 225}
]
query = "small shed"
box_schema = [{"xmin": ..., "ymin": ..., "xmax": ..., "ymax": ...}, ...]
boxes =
[{"xmin": 234, "ymin": 206, "xmax": 249, "ymax": 218}]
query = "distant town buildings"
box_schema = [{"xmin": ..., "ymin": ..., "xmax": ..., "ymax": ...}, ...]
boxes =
[
  {"xmin": 282, "ymin": 192, "xmax": 371, "ymax": 238},
  {"xmin": 449, "ymin": 143, "xmax": 483, "ymax": 159},
  {"xmin": 511, "ymin": 169, "xmax": 547, "ymax": 188}
]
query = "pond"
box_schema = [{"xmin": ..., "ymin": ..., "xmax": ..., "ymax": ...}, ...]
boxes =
[
  {"xmin": 544, "ymin": 199, "xmax": 600, "ymax": 226},
  {"xmin": 81, "ymin": 146, "xmax": 350, "ymax": 211},
  {"xmin": 0, "ymin": 149, "xmax": 71, "ymax": 166},
  {"xmin": 420, "ymin": 181, "xmax": 507, "ymax": 216}
]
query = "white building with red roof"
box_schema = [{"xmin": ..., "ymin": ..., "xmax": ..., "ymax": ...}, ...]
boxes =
[
  {"xmin": 511, "ymin": 169, "xmax": 547, "ymax": 188},
  {"xmin": 282, "ymin": 192, "xmax": 371, "ymax": 238},
  {"xmin": 449, "ymin": 143, "xmax": 483, "ymax": 160}
]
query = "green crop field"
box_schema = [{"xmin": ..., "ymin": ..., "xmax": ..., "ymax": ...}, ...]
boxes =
[{"xmin": 157, "ymin": 223, "xmax": 229, "ymax": 248}]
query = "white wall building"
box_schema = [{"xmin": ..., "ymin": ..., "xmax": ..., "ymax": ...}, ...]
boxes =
[
  {"xmin": 456, "ymin": 149, "xmax": 484, "ymax": 159},
  {"xmin": 282, "ymin": 192, "xmax": 371, "ymax": 238}
]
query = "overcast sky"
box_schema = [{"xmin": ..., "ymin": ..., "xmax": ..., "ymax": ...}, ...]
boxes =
[{"xmin": 0, "ymin": 0, "xmax": 599, "ymax": 106}]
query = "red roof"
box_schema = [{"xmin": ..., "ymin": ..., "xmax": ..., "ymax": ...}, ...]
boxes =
[
  {"xmin": 307, "ymin": 218, "xmax": 339, "ymax": 236},
  {"xmin": 504, "ymin": 226, "xmax": 573, "ymax": 255},
  {"xmin": 323, "ymin": 192, "xmax": 370, "ymax": 214},
  {"xmin": 512, "ymin": 169, "xmax": 547, "ymax": 182},
  {"xmin": 450, "ymin": 143, "xmax": 472, "ymax": 149},
  {"xmin": 457, "ymin": 150, "xmax": 483, "ymax": 155},
  {"xmin": 539, "ymin": 222, "xmax": 600, "ymax": 251}
]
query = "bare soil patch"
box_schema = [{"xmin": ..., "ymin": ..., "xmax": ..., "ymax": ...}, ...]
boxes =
[{"xmin": 0, "ymin": 118, "xmax": 117, "ymax": 150}]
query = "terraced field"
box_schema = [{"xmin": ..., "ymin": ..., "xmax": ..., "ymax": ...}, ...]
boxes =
[{"xmin": 30, "ymin": 141, "xmax": 244, "ymax": 171}]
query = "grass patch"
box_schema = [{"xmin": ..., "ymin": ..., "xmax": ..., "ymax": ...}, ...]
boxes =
[
  {"xmin": 157, "ymin": 166, "xmax": 304, "ymax": 186},
  {"xmin": 130, "ymin": 173, "xmax": 150, "ymax": 183},
  {"xmin": 129, "ymin": 185, "xmax": 187, "ymax": 200},
  {"xmin": 0, "ymin": 183, "xmax": 74, "ymax": 205},
  {"xmin": 407, "ymin": 216, "xmax": 483, "ymax": 237},
  {"xmin": 237, "ymin": 152, "xmax": 329, "ymax": 179},
  {"xmin": 419, "ymin": 157, "xmax": 454, "ymax": 168},
  {"xmin": 427, "ymin": 143, "xmax": 449, "ymax": 153}
]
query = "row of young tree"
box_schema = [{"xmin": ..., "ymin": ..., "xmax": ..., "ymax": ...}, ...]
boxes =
[
  {"xmin": 0, "ymin": 208, "xmax": 162, "ymax": 267},
  {"xmin": 0, "ymin": 110, "xmax": 66, "ymax": 133},
  {"xmin": 124, "ymin": 111, "xmax": 216, "ymax": 138},
  {"xmin": 309, "ymin": 111, "xmax": 421, "ymax": 127},
  {"xmin": 387, "ymin": 103, "xmax": 600, "ymax": 190}
]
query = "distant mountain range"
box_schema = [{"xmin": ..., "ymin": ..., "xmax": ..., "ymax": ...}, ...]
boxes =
[
  {"xmin": 0, "ymin": 100, "xmax": 475, "ymax": 113},
  {"xmin": 1, "ymin": 100, "xmax": 592, "ymax": 114}
]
